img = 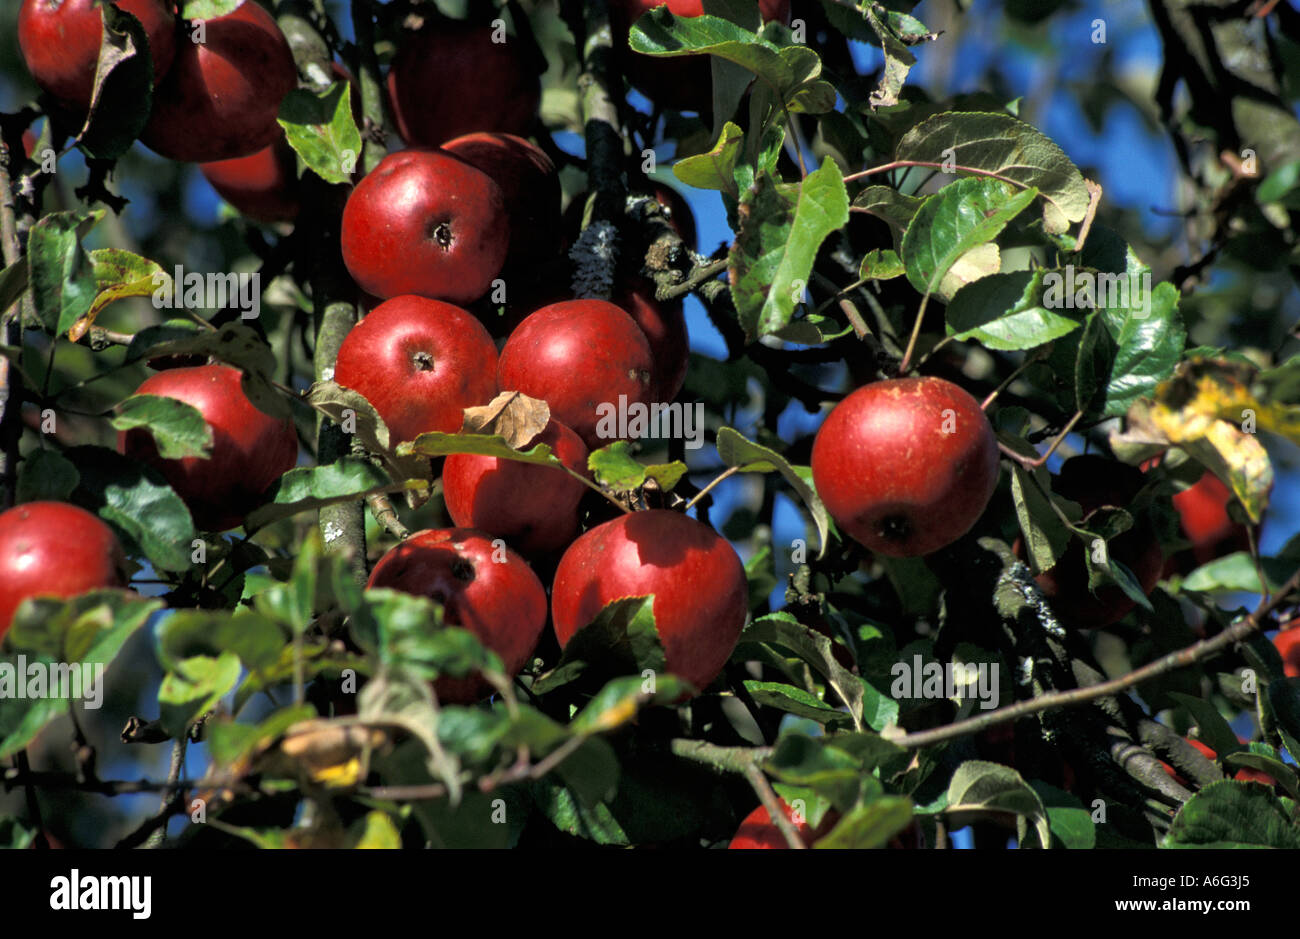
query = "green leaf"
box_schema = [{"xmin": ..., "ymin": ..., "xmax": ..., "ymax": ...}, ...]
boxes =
[
  {"xmin": 1010, "ymin": 464, "xmax": 1072, "ymax": 573},
  {"xmin": 245, "ymin": 457, "xmax": 396, "ymax": 530},
  {"xmin": 859, "ymin": 248, "xmax": 905, "ymax": 281},
  {"xmin": 15, "ymin": 449, "xmax": 79, "ymax": 503},
  {"xmin": 728, "ymin": 159, "xmax": 850, "ymax": 341},
  {"xmin": 158, "ymin": 652, "xmax": 242, "ymax": 738},
  {"xmin": 947, "ymin": 271, "xmax": 1081, "ymax": 350},
  {"xmin": 629, "ymin": 9, "xmax": 796, "ymax": 95},
  {"xmin": 277, "ymin": 83, "xmax": 362, "ymax": 186},
  {"xmin": 69, "ymin": 249, "xmax": 170, "ymax": 342},
  {"xmin": 946, "ymin": 760, "xmax": 1051, "ymax": 848},
  {"xmin": 814, "ymin": 796, "xmax": 914, "ymax": 848},
  {"xmin": 402, "ymin": 430, "xmax": 559, "ymax": 467},
  {"xmin": 1, "ymin": 592, "xmax": 159, "ymax": 764},
  {"xmin": 27, "ymin": 210, "xmax": 103, "ymax": 335},
  {"xmin": 1164, "ymin": 781, "xmax": 1300, "ymax": 848},
  {"xmin": 155, "ymin": 608, "xmax": 288, "ymax": 673},
  {"xmin": 1182, "ymin": 552, "xmax": 1300, "ymax": 594},
  {"xmin": 738, "ymin": 612, "xmax": 867, "ymax": 730},
  {"xmin": 531, "ymin": 596, "xmax": 668, "ymax": 696},
  {"xmin": 764, "ymin": 732, "xmax": 864, "ymax": 808},
  {"xmin": 673, "ymin": 121, "xmax": 744, "ymax": 196},
  {"xmin": 110, "ymin": 393, "xmax": 213, "ymax": 460},
  {"xmin": 743, "ymin": 680, "xmax": 853, "ymax": 726},
  {"xmin": 901, "ymin": 177, "xmax": 1037, "ymax": 302},
  {"xmin": 1167, "ymin": 692, "xmax": 1243, "ymax": 760},
  {"xmin": 586, "ymin": 441, "xmax": 687, "ymax": 492},
  {"xmin": 1028, "ymin": 780, "xmax": 1096, "ymax": 849},
  {"xmin": 349, "ymin": 589, "xmax": 502, "ymax": 683},
  {"xmin": 716, "ymin": 426, "xmax": 830, "ymax": 556},
  {"xmin": 1066, "ymin": 227, "xmax": 1187, "ymax": 418},
  {"xmin": 180, "ymin": 1, "xmax": 243, "ymax": 19},
  {"xmin": 894, "ymin": 111, "xmax": 1090, "ymax": 233},
  {"xmin": 851, "ymin": 186, "xmax": 924, "ymax": 242},
  {"xmin": 571, "ymin": 674, "xmax": 686, "ymax": 734},
  {"xmin": 64, "ymin": 445, "xmax": 196, "ymax": 572}
]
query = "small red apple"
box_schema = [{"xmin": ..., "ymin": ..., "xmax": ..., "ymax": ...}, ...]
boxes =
[
  {"xmin": 728, "ymin": 800, "xmax": 826, "ymax": 849},
  {"xmin": 1172, "ymin": 470, "xmax": 1251, "ymax": 567},
  {"xmin": 118, "ymin": 364, "xmax": 299, "ymax": 532},
  {"xmin": 199, "ymin": 131, "xmax": 300, "ymax": 224},
  {"xmin": 141, "ymin": 1, "xmax": 298, "ymax": 163},
  {"xmin": 498, "ymin": 299, "xmax": 654, "ymax": 450},
  {"xmin": 387, "ymin": 21, "xmax": 540, "ymax": 148},
  {"xmin": 551, "ymin": 509, "xmax": 748, "ymax": 694},
  {"xmin": 18, "ymin": 0, "xmax": 176, "ymax": 109},
  {"xmin": 1161, "ymin": 737, "xmax": 1276, "ymax": 787},
  {"xmin": 333, "ymin": 295, "xmax": 499, "ymax": 446},
  {"xmin": 810, "ymin": 377, "xmax": 1000, "ymax": 557},
  {"xmin": 1030, "ymin": 455, "xmax": 1164, "ymax": 629},
  {"xmin": 366, "ymin": 528, "xmax": 548, "ymax": 703},
  {"xmin": 0, "ymin": 501, "xmax": 128, "ymax": 636},
  {"xmin": 442, "ymin": 419, "xmax": 589, "ymax": 556},
  {"xmin": 340, "ymin": 149, "xmax": 510, "ymax": 304},
  {"xmin": 615, "ymin": 282, "xmax": 689, "ymax": 402},
  {"xmin": 1275, "ymin": 626, "xmax": 1300, "ymax": 679},
  {"xmin": 441, "ymin": 132, "xmax": 560, "ymax": 266}
]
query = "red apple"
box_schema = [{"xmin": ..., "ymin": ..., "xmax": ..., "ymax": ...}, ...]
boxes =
[
  {"xmin": 1275, "ymin": 626, "xmax": 1300, "ymax": 679},
  {"xmin": 18, "ymin": 0, "xmax": 176, "ymax": 109},
  {"xmin": 1161, "ymin": 737, "xmax": 1276, "ymax": 787},
  {"xmin": 333, "ymin": 295, "xmax": 498, "ymax": 446},
  {"xmin": 387, "ymin": 21, "xmax": 540, "ymax": 148},
  {"xmin": 810, "ymin": 377, "xmax": 1000, "ymax": 557},
  {"xmin": 366, "ymin": 528, "xmax": 548, "ymax": 703},
  {"xmin": 340, "ymin": 149, "xmax": 510, "ymax": 304},
  {"xmin": 1172, "ymin": 470, "xmax": 1251, "ymax": 566},
  {"xmin": 442, "ymin": 419, "xmax": 589, "ymax": 556},
  {"xmin": 615, "ymin": 282, "xmax": 689, "ymax": 402},
  {"xmin": 141, "ymin": 1, "xmax": 297, "ymax": 163},
  {"xmin": 728, "ymin": 800, "xmax": 824, "ymax": 849},
  {"xmin": 551, "ymin": 509, "xmax": 748, "ymax": 694},
  {"xmin": 611, "ymin": 0, "xmax": 791, "ymax": 112},
  {"xmin": 0, "ymin": 501, "xmax": 128, "ymax": 636},
  {"xmin": 118, "ymin": 364, "xmax": 299, "ymax": 532},
  {"xmin": 441, "ymin": 132, "xmax": 560, "ymax": 266},
  {"xmin": 1030, "ymin": 455, "xmax": 1164, "ymax": 629},
  {"xmin": 199, "ymin": 131, "xmax": 300, "ymax": 224},
  {"xmin": 498, "ymin": 300, "xmax": 654, "ymax": 450}
]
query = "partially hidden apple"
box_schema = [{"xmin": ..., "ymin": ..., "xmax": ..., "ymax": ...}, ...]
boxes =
[
  {"xmin": 0, "ymin": 501, "xmax": 128, "ymax": 635},
  {"xmin": 18, "ymin": 0, "xmax": 176, "ymax": 109},
  {"xmin": 141, "ymin": 1, "xmax": 298, "ymax": 163},
  {"xmin": 810, "ymin": 377, "xmax": 1000, "ymax": 557},
  {"xmin": 333, "ymin": 295, "xmax": 499, "ymax": 446},
  {"xmin": 551, "ymin": 509, "xmax": 748, "ymax": 694},
  {"xmin": 387, "ymin": 20, "xmax": 540, "ymax": 148},
  {"xmin": 728, "ymin": 801, "xmax": 829, "ymax": 849},
  {"xmin": 366, "ymin": 528, "xmax": 548, "ymax": 703},
  {"xmin": 498, "ymin": 299, "xmax": 654, "ymax": 450},
  {"xmin": 118, "ymin": 364, "xmax": 299, "ymax": 532},
  {"xmin": 1030, "ymin": 455, "xmax": 1164, "ymax": 629},
  {"xmin": 199, "ymin": 131, "xmax": 300, "ymax": 224},
  {"xmin": 441, "ymin": 132, "xmax": 560, "ymax": 267},
  {"xmin": 614, "ymin": 283, "xmax": 689, "ymax": 403},
  {"xmin": 442, "ymin": 419, "xmax": 589, "ymax": 557},
  {"xmin": 340, "ymin": 149, "xmax": 510, "ymax": 304},
  {"xmin": 1275, "ymin": 626, "xmax": 1300, "ymax": 679}
]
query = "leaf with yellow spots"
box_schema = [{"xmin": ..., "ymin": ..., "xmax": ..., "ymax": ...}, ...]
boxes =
[
  {"xmin": 349, "ymin": 811, "xmax": 403, "ymax": 849},
  {"xmin": 1111, "ymin": 358, "xmax": 1278, "ymax": 522}
]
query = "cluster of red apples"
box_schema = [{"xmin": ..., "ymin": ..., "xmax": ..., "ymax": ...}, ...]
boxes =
[{"xmin": 7, "ymin": 0, "xmax": 1291, "ymax": 850}]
